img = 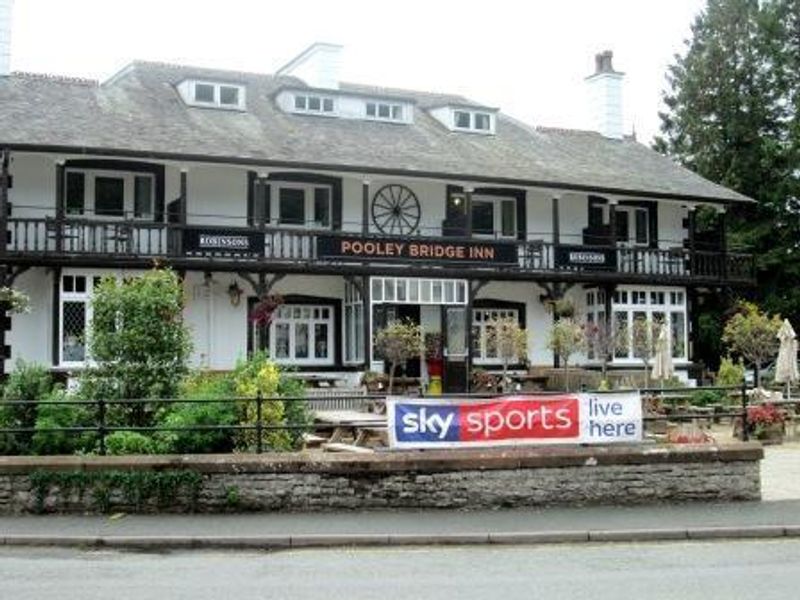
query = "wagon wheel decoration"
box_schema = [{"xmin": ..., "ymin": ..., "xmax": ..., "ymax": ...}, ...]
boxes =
[{"xmin": 371, "ymin": 184, "xmax": 421, "ymax": 235}]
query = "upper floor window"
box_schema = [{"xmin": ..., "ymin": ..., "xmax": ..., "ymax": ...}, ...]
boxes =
[
  {"xmin": 274, "ymin": 183, "xmax": 332, "ymax": 228},
  {"xmin": 184, "ymin": 81, "xmax": 246, "ymax": 110},
  {"xmin": 615, "ymin": 206, "xmax": 649, "ymax": 246},
  {"xmin": 366, "ymin": 101, "xmax": 404, "ymax": 121},
  {"xmin": 65, "ymin": 170, "xmax": 154, "ymax": 219},
  {"xmin": 294, "ymin": 94, "xmax": 335, "ymax": 114},
  {"xmin": 453, "ymin": 110, "xmax": 494, "ymax": 133},
  {"xmin": 471, "ymin": 195, "xmax": 516, "ymax": 238}
]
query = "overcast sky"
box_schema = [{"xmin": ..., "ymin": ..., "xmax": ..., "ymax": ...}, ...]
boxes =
[{"xmin": 8, "ymin": 0, "xmax": 706, "ymax": 144}]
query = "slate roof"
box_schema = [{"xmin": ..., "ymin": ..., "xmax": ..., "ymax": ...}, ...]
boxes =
[{"xmin": 0, "ymin": 61, "xmax": 751, "ymax": 204}]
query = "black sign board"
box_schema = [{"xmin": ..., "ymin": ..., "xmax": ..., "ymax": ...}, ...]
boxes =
[
  {"xmin": 183, "ymin": 228, "xmax": 264, "ymax": 256},
  {"xmin": 554, "ymin": 245, "xmax": 617, "ymax": 270},
  {"xmin": 317, "ymin": 235, "xmax": 518, "ymax": 265}
]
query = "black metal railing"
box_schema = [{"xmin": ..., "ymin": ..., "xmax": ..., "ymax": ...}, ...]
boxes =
[
  {"xmin": 4, "ymin": 217, "xmax": 756, "ymax": 284},
  {"xmin": 0, "ymin": 383, "xmax": 789, "ymax": 456}
]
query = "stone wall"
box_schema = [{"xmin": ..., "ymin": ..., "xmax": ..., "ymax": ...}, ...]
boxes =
[{"xmin": 0, "ymin": 443, "xmax": 763, "ymax": 514}]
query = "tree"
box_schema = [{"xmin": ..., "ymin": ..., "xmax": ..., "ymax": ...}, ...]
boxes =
[
  {"xmin": 631, "ymin": 318, "xmax": 662, "ymax": 388},
  {"xmin": 722, "ymin": 302, "xmax": 781, "ymax": 386},
  {"xmin": 87, "ymin": 269, "xmax": 192, "ymax": 425},
  {"xmin": 374, "ymin": 319, "xmax": 422, "ymax": 393},
  {"xmin": 584, "ymin": 319, "xmax": 619, "ymax": 384},
  {"xmin": 655, "ymin": 0, "xmax": 800, "ymax": 333},
  {"xmin": 484, "ymin": 316, "xmax": 528, "ymax": 392},
  {"xmin": 547, "ymin": 318, "xmax": 586, "ymax": 391}
]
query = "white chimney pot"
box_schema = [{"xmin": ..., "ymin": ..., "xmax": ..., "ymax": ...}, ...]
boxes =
[
  {"xmin": 276, "ymin": 42, "xmax": 343, "ymax": 90},
  {"xmin": 586, "ymin": 50, "xmax": 624, "ymax": 139},
  {"xmin": 0, "ymin": 0, "xmax": 12, "ymax": 77}
]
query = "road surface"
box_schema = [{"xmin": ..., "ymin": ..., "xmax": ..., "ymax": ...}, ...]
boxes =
[{"xmin": 1, "ymin": 539, "xmax": 798, "ymax": 600}]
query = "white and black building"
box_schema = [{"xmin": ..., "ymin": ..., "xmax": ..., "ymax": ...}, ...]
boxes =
[{"xmin": 0, "ymin": 23, "xmax": 754, "ymax": 390}]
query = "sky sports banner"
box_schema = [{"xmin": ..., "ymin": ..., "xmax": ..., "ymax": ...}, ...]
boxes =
[{"xmin": 387, "ymin": 393, "xmax": 642, "ymax": 449}]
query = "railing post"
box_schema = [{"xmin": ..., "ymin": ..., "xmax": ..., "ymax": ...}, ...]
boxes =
[
  {"xmin": 740, "ymin": 379, "xmax": 749, "ymax": 442},
  {"xmin": 255, "ymin": 391, "xmax": 263, "ymax": 454},
  {"xmin": 97, "ymin": 397, "xmax": 107, "ymax": 455}
]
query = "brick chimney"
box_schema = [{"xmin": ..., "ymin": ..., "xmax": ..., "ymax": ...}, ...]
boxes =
[
  {"xmin": 0, "ymin": 0, "xmax": 12, "ymax": 77},
  {"xmin": 585, "ymin": 50, "xmax": 624, "ymax": 139}
]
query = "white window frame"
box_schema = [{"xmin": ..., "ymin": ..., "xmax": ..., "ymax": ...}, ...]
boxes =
[
  {"xmin": 365, "ymin": 101, "xmax": 404, "ymax": 122},
  {"xmin": 343, "ymin": 281, "xmax": 365, "ymax": 365},
  {"xmin": 453, "ymin": 109, "xmax": 494, "ymax": 133},
  {"xmin": 471, "ymin": 195, "xmax": 517, "ymax": 239},
  {"xmin": 472, "ymin": 307, "xmax": 520, "ymax": 365},
  {"xmin": 270, "ymin": 304, "xmax": 335, "ymax": 366},
  {"xmin": 293, "ymin": 93, "xmax": 336, "ymax": 115},
  {"xmin": 271, "ymin": 182, "xmax": 333, "ymax": 229},
  {"xmin": 370, "ymin": 277, "xmax": 468, "ymax": 306},
  {"xmin": 187, "ymin": 80, "xmax": 246, "ymax": 110},
  {"xmin": 64, "ymin": 169, "xmax": 155, "ymax": 220},
  {"xmin": 586, "ymin": 286, "xmax": 688, "ymax": 364}
]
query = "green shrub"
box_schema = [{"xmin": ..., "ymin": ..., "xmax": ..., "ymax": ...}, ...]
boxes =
[
  {"xmin": 104, "ymin": 431, "xmax": 156, "ymax": 455},
  {"xmin": 155, "ymin": 401, "xmax": 237, "ymax": 454},
  {"xmin": 690, "ymin": 389, "xmax": 724, "ymax": 407},
  {"xmin": 0, "ymin": 361, "xmax": 54, "ymax": 454},
  {"xmin": 233, "ymin": 352, "xmax": 290, "ymax": 451},
  {"xmin": 716, "ymin": 356, "xmax": 746, "ymax": 388},
  {"xmin": 278, "ymin": 375, "xmax": 310, "ymax": 449},
  {"xmin": 31, "ymin": 388, "xmax": 96, "ymax": 455},
  {"xmin": 179, "ymin": 370, "xmax": 236, "ymax": 399}
]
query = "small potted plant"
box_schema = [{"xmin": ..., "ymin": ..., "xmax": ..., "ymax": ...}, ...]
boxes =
[{"xmin": 745, "ymin": 403, "xmax": 787, "ymax": 444}]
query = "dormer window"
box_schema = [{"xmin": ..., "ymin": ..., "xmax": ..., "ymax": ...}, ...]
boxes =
[
  {"xmin": 179, "ymin": 80, "xmax": 246, "ymax": 110},
  {"xmin": 454, "ymin": 110, "xmax": 493, "ymax": 133},
  {"xmin": 366, "ymin": 101, "xmax": 404, "ymax": 122},
  {"xmin": 294, "ymin": 94, "xmax": 335, "ymax": 114}
]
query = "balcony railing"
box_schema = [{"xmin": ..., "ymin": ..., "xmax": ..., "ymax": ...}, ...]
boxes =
[{"xmin": 4, "ymin": 217, "xmax": 756, "ymax": 284}]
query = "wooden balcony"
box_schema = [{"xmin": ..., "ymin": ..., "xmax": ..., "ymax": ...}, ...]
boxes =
[{"xmin": 3, "ymin": 217, "xmax": 756, "ymax": 286}]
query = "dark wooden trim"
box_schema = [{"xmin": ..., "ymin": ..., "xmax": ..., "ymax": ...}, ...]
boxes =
[
  {"xmin": 55, "ymin": 163, "xmax": 65, "ymax": 252},
  {"xmin": 552, "ymin": 196, "xmax": 560, "ymax": 245},
  {"xmin": 0, "ymin": 149, "xmax": 9, "ymax": 258},
  {"xmin": 1, "ymin": 143, "xmax": 749, "ymax": 206},
  {"xmin": 688, "ymin": 208, "xmax": 697, "ymax": 275},
  {"xmin": 51, "ymin": 267, "xmax": 61, "ymax": 366},
  {"xmin": 361, "ymin": 181, "xmax": 369, "ymax": 235},
  {"xmin": 179, "ymin": 170, "xmax": 188, "ymax": 226},
  {"xmin": 362, "ymin": 274, "xmax": 371, "ymax": 369},
  {"xmin": 719, "ymin": 210, "xmax": 728, "ymax": 280}
]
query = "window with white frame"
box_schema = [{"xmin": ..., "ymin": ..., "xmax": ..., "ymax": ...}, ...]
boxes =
[
  {"xmin": 293, "ymin": 93, "xmax": 335, "ymax": 115},
  {"xmin": 344, "ymin": 281, "xmax": 365, "ymax": 364},
  {"xmin": 615, "ymin": 206, "xmax": 649, "ymax": 246},
  {"xmin": 471, "ymin": 195, "xmax": 516, "ymax": 238},
  {"xmin": 471, "ymin": 308, "xmax": 520, "ymax": 364},
  {"xmin": 273, "ymin": 183, "xmax": 332, "ymax": 228},
  {"xmin": 370, "ymin": 277, "xmax": 468, "ymax": 305},
  {"xmin": 270, "ymin": 304, "xmax": 334, "ymax": 365},
  {"xmin": 64, "ymin": 170, "xmax": 155, "ymax": 219},
  {"xmin": 586, "ymin": 286, "xmax": 687, "ymax": 362},
  {"xmin": 365, "ymin": 101, "xmax": 404, "ymax": 121},
  {"xmin": 453, "ymin": 109, "xmax": 494, "ymax": 133},
  {"xmin": 59, "ymin": 273, "xmax": 105, "ymax": 366},
  {"xmin": 185, "ymin": 81, "xmax": 246, "ymax": 110}
]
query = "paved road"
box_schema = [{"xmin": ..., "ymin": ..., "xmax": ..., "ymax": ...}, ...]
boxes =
[{"xmin": 0, "ymin": 540, "xmax": 798, "ymax": 600}]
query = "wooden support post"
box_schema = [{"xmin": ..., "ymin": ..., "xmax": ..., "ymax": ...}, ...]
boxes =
[
  {"xmin": 55, "ymin": 161, "xmax": 65, "ymax": 253},
  {"xmin": 687, "ymin": 206, "xmax": 697, "ymax": 275},
  {"xmin": 552, "ymin": 196, "xmax": 560, "ymax": 245},
  {"xmin": 363, "ymin": 274, "xmax": 371, "ymax": 370},
  {"xmin": 362, "ymin": 180, "xmax": 370, "ymax": 235},
  {"xmin": 718, "ymin": 207, "xmax": 728, "ymax": 280},
  {"xmin": 0, "ymin": 149, "xmax": 9, "ymax": 257},
  {"xmin": 608, "ymin": 200, "xmax": 618, "ymax": 246}
]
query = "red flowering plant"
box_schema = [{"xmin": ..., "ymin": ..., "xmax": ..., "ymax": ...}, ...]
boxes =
[
  {"xmin": 746, "ymin": 403, "xmax": 787, "ymax": 439},
  {"xmin": 250, "ymin": 294, "xmax": 284, "ymax": 326}
]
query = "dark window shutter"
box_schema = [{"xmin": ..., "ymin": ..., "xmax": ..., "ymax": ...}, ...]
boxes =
[
  {"xmin": 332, "ymin": 180, "xmax": 342, "ymax": 231},
  {"xmin": 516, "ymin": 190, "xmax": 527, "ymax": 241},
  {"xmin": 647, "ymin": 202, "xmax": 658, "ymax": 249},
  {"xmin": 247, "ymin": 171, "xmax": 255, "ymax": 226}
]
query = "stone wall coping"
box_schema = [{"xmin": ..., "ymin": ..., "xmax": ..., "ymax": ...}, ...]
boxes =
[{"xmin": 0, "ymin": 443, "xmax": 763, "ymax": 476}]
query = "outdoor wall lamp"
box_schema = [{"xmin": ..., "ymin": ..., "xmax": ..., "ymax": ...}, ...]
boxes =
[{"xmin": 227, "ymin": 281, "xmax": 243, "ymax": 307}]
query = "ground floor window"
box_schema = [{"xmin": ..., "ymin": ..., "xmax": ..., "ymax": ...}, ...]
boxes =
[
  {"xmin": 586, "ymin": 286, "xmax": 687, "ymax": 362},
  {"xmin": 471, "ymin": 307, "xmax": 520, "ymax": 364},
  {"xmin": 59, "ymin": 272, "xmax": 104, "ymax": 366},
  {"xmin": 269, "ymin": 304, "xmax": 334, "ymax": 366},
  {"xmin": 344, "ymin": 281, "xmax": 364, "ymax": 364}
]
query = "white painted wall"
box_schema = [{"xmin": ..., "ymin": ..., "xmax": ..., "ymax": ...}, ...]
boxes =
[
  {"xmin": 526, "ymin": 189, "xmax": 554, "ymax": 242},
  {"xmin": 277, "ymin": 43, "xmax": 343, "ymax": 90},
  {"xmin": 186, "ymin": 165, "xmax": 248, "ymax": 227},
  {"xmin": 6, "ymin": 267, "xmax": 52, "ymax": 366},
  {"xmin": 586, "ymin": 72, "xmax": 624, "ymax": 140},
  {"xmin": 558, "ymin": 192, "xmax": 588, "ymax": 244},
  {"xmin": 8, "ymin": 153, "xmax": 57, "ymax": 218}
]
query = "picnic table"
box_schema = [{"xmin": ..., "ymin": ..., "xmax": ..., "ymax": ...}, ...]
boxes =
[{"xmin": 314, "ymin": 410, "xmax": 388, "ymax": 451}]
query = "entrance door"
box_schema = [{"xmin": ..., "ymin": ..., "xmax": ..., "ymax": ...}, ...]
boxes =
[{"xmin": 443, "ymin": 306, "xmax": 468, "ymax": 393}]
